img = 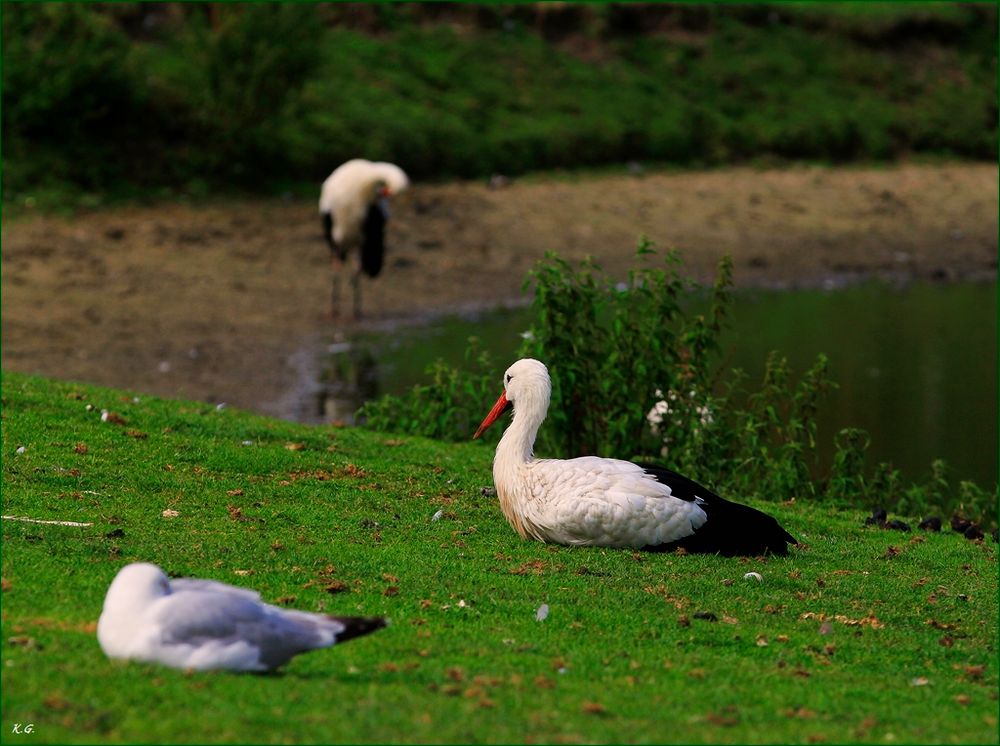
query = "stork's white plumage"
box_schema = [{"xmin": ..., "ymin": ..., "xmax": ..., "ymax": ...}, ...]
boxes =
[
  {"xmin": 319, "ymin": 159, "xmax": 409, "ymax": 319},
  {"xmin": 97, "ymin": 563, "xmax": 386, "ymax": 672},
  {"xmin": 474, "ymin": 359, "xmax": 797, "ymax": 556}
]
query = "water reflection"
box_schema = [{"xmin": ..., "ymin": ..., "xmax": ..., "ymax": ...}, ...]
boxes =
[
  {"xmin": 315, "ymin": 342, "xmax": 379, "ymax": 424},
  {"xmin": 299, "ymin": 282, "xmax": 996, "ymax": 488}
]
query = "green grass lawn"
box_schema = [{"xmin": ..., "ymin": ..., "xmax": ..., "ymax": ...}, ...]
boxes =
[{"xmin": 2, "ymin": 372, "xmax": 997, "ymax": 744}]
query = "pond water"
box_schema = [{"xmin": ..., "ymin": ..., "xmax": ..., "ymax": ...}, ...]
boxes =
[{"xmin": 294, "ymin": 282, "xmax": 997, "ymax": 488}]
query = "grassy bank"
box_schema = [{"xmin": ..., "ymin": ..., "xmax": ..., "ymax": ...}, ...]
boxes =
[
  {"xmin": 2, "ymin": 372, "xmax": 997, "ymax": 743},
  {"xmin": 2, "ymin": 3, "xmax": 996, "ymax": 207}
]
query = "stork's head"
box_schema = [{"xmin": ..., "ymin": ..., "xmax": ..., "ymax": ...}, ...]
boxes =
[
  {"xmin": 371, "ymin": 162, "xmax": 409, "ymax": 200},
  {"xmin": 473, "ymin": 358, "xmax": 551, "ymax": 439}
]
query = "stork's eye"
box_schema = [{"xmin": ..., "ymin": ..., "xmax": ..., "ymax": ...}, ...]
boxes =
[{"xmin": 505, "ymin": 374, "xmax": 513, "ymax": 384}]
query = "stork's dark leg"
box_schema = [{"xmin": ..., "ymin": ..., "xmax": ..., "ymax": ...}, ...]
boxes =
[
  {"xmin": 351, "ymin": 269, "xmax": 362, "ymax": 320},
  {"xmin": 330, "ymin": 252, "xmax": 350, "ymax": 320},
  {"xmin": 330, "ymin": 266, "xmax": 343, "ymax": 319},
  {"xmin": 324, "ymin": 212, "xmax": 349, "ymax": 319}
]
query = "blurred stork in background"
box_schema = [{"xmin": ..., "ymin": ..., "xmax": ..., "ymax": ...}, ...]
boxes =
[{"xmin": 319, "ymin": 159, "xmax": 409, "ymax": 319}]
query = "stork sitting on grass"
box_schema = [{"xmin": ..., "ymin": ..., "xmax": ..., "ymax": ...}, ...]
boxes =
[
  {"xmin": 319, "ymin": 159, "xmax": 409, "ymax": 319},
  {"xmin": 473, "ymin": 358, "xmax": 797, "ymax": 556}
]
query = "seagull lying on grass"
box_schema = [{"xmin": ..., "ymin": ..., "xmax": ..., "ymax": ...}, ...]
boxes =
[{"xmin": 98, "ymin": 563, "xmax": 386, "ymax": 672}]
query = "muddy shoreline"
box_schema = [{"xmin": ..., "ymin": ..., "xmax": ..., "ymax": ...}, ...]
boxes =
[{"xmin": 2, "ymin": 163, "xmax": 996, "ymax": 418}]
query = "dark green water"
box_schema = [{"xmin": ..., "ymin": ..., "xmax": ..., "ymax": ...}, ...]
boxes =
[{"xmin": 314, "ymin": 282, "xmax": 997, "ymax": 488}]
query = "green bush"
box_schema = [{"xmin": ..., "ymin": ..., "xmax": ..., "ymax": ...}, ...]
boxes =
[
  {"xmin": 149, "ymin": 4, "xmax": 323, "ymax": 183},
  {"xmin": 517, "ymin": 241, "xmax": 730, "ymax": 459},
  {"xmin": 2, "ymin": 4, "xmax": 996, "ymax": 202},
  {"xmin": 1, "ymin": 4, "xmax": 140, "ymax": 193}
]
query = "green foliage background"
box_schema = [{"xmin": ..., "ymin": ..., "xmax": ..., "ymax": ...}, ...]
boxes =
[{"xmin": 3, "ymin": 3, "xmax": 997, "ymax": 204}]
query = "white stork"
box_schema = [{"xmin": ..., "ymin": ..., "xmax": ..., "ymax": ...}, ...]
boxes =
[
  {"xmin": 98, "ymin": 563, "xmax": 386, "ymax": 672},
  {"xmin": 319, "ymin": 159, "xmax": 409, "ymax": 319},
  {"xmin": 473, "ymin": 359, "xmax": 797, "ymax": 556}
]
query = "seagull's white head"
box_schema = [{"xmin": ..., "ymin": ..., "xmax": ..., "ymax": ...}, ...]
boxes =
[
  {"xmin": 473, "ymin": 358, "xmax": 551, "ymax": 439},
  {"xmin": 98, "ymin": 563, "xmax": 172, "ymax": 660},
  {"xmin": 103, "ymin": 562, "xmax": 172, "ymax": 614}
]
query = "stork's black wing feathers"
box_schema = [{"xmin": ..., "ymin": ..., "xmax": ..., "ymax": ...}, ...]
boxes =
[
  {"xmin": 360, "ymin": 201, "xmax": 387, "ymax": 278},
  {"xmin": 637, "ymin": 463, "xmax": 718, "ymax": 502},
  {"xmin": 637, "ymin": 462, "xmax": 798, "ymax": 557}
]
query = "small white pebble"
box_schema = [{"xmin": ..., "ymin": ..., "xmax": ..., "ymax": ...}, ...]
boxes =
[
  {"xmin": 431, "ymin": 510, "xmax": 444, "ymax": 522},
  {"xmin": 535, "ymin": 603, "xmax": 549, "ymax": 622},
  {"xmin": 909, "ymin": 677, "xmax": 930, "ymax": 687},
  {"xmin": 241, "ymin": 440, "xmax": 253, "ymax": 446},
  {"xmin": 85, "ymin": 404, "xmax": 94, "ymax": 411},
  {"xmin": 457, "ymin": 599, "xmax": 468, "ymax": 609},
  {"xmin": 15, "ymin": 446, "xmax": 26, "ymax": 455},
  {"xmin": 743, "ymin": 572, "xmax": 763, "ymax": 582},
  {"xmin": 157, "ymin": 361, "xmax": 171, "ymax": 373},
  {"xmin": 131, "ymin": 396, "xmax": 141, "ymax": 404},
  {"xmin": 161, "ymin": 509, "xmax": 180, "ymax": 518},
  {"xmin": 215, "ymin": 402, "xmax": 227, "ymax": 411}
]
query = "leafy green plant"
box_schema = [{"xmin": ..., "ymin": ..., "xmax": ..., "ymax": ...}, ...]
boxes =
[
  {"xmin": 518, "ymin": 240, "xmax": 730, "ymax": 458},
  {"xmin": 827, "ymin": 437, "xmax": 999, "ymax": 527},
  {"xmin": 662, "ymin": 352, "xmax": 836, "ymax": 503},
  {"xmin": 357, "ymin": 338, "xmax": 502, "ymax": 444}
]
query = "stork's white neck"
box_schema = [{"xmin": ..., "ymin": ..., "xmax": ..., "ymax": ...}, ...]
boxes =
[
  {"xmin": 492, "ymin": 389, "xmax": 550, "ymax": 540},
  {"xmin": 495, "ymin": 390, "xmax": 548, "ymax": 466}
]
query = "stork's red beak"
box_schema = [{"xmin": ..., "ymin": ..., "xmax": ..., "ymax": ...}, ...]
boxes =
[
  {"xmin": 473, "ymin": 392, "xmax": 512, "ymax": 439},
  {"xmin": 378, "ymin": 185, "xmax": 391, "ymax": 198}
]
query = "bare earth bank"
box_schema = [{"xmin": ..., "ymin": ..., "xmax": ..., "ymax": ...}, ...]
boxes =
[{"xmin": 2, "ymin": 163, "xmax": 996, "ymax": 418}]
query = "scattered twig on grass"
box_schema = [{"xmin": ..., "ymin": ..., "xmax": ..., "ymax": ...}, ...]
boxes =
[{"xmin": 2, "ymin": 515, "xmax": 93, "ymax": 527}]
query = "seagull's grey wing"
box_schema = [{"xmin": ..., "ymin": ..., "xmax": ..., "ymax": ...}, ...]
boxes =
[
  {"xmin": 168, "ymin": 577, "xmax": 262, "ymax": 602},
  {"xmin": 154, "ymin": 591, "xmax": 338, "ymax": 670}
]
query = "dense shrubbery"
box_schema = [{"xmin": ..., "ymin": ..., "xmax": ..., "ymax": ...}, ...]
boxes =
[
  {"xmin": 359, "ymin": 245, "xmax": 997, "ymax": 528},
  {"xmin": 2, "ymin": 3, "xmax": 996, "ymax": 204}
]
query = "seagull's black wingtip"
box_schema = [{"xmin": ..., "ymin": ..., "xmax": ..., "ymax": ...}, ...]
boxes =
[{"xmin": 330, "ymin": 615, "xmax": 388, "ymax": 643}]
